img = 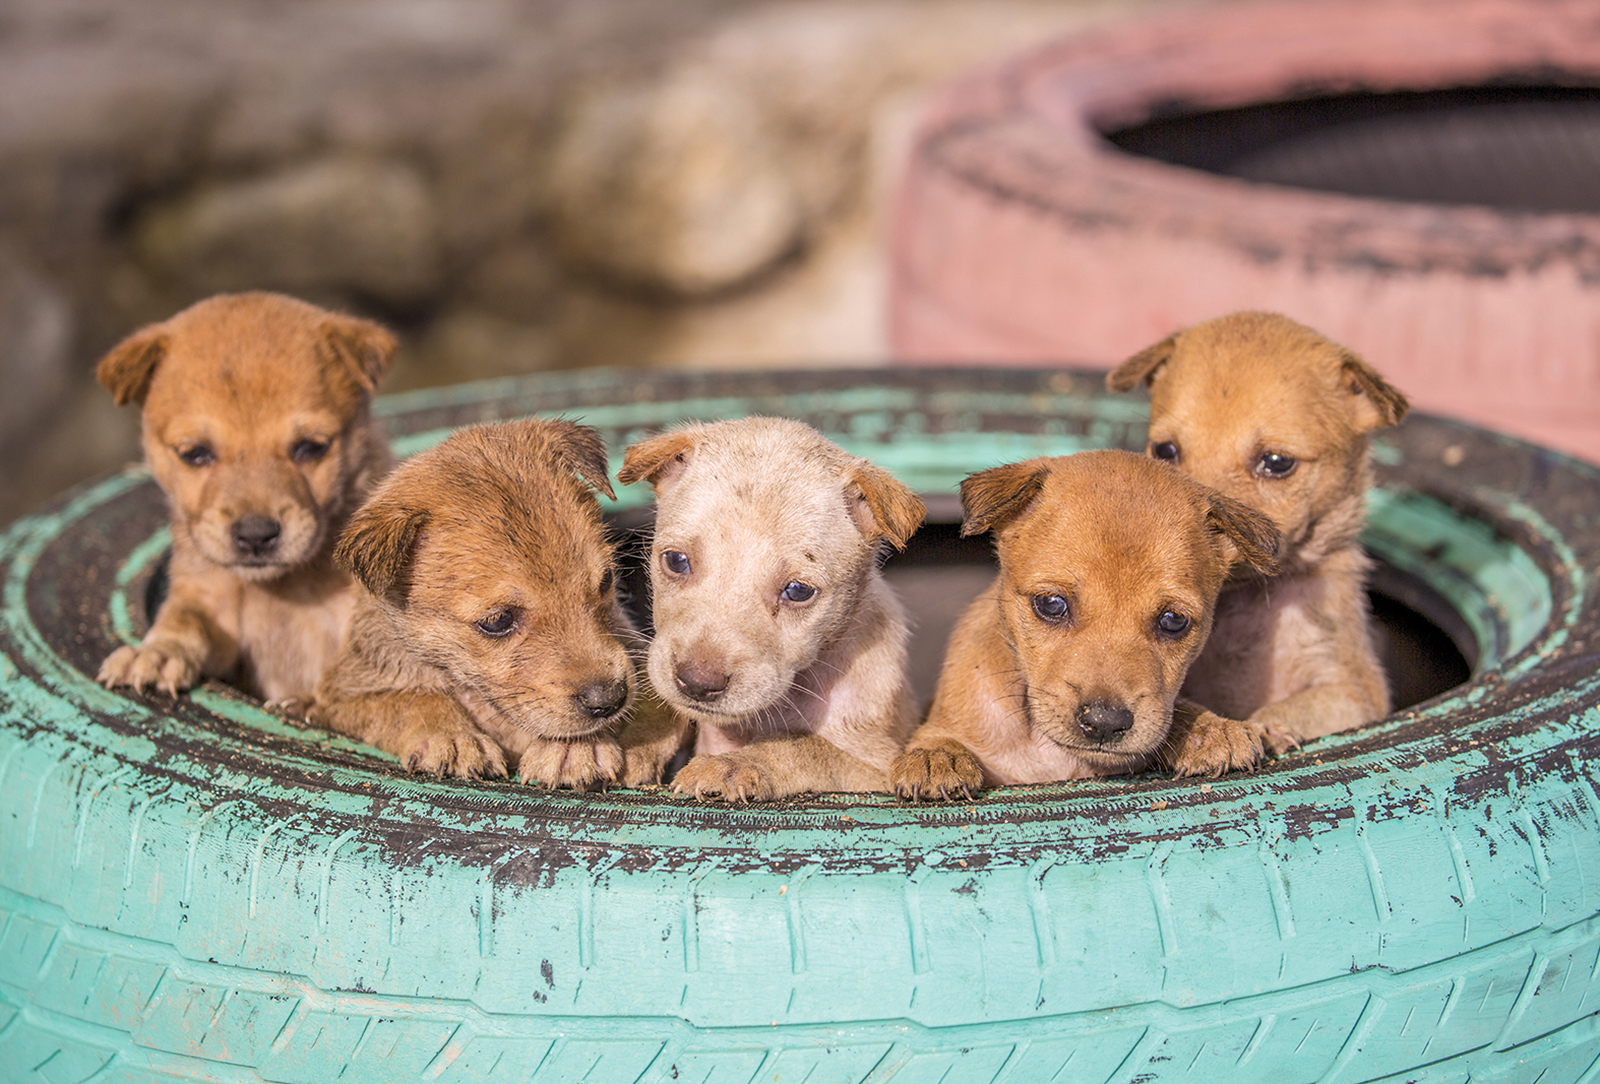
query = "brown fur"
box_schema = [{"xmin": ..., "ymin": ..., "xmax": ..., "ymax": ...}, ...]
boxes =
[
  {"xmin": 95, "ymin": 292, "xmax": 395, "ymax": 704},
  {"xmin": 312, "ymin": 419, "xmax": 666, "ymax": 786},
  {"xmin": 891, "ymin": 450, "xmax": 1281, "ymax": 799},
  {"xmin": 1107, "ymin": 310, "xmax": 1409, "ymax": 750},
  {"xmin": 617, "ymin": 417, "xmax": 926, "ymax": 801}
]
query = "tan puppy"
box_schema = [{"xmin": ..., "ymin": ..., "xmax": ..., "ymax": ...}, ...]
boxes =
[
  {"xmin": 617, "ymin": 417, "xmax": 926, "ymax": 801},
  {"xmin": 891, "ymin": 450, "xmax": 1281, "ymax": 799},
  {"xmin": 95, "ymin": 292, "xmax": 395, "ymax": 705},
  {"xmin": 313, "ymin": 419, "xmax": 645, "ymax": 787},
  {"xmin": 1108, "ymin": 311, "xmax": 1409, "ymax": 750}
]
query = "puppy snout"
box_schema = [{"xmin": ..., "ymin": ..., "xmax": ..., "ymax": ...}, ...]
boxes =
[
  {"xmin": 674, "ymin": 658, "xmax": 730, "ymax": 702},
  {"xmin": 231, "ymin": 514, "xmax": 282, "ymax": 558},
  {"xmin": 574, "ymin": 677, "xmax": 629, "ymax": 720},
  {"xmin": 1078, "ymin": 700, "xmax": 1135, "ymax": 743}
]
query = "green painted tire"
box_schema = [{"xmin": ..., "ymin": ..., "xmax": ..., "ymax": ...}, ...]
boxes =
[{"xmin": 1, "ymin": 367, "xmax": 1596, "ymax": 1084}]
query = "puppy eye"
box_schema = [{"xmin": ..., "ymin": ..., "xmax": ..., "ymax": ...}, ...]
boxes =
[
  {"xmin": 177, "ymin": 443, "xmax": 215, "ymax": 468},
  {"xmin": 291, "ymin": 439, "xmax": 331, "ymax": 463},
  {"xmin": 1032, "ymin": 594, "xmax": 1070, "ymax": 624},
  {"xmin": 781, "ymin": 581, "xmax": 816, "ymax": 603},
  {"xmin": 474, "ymin": 608, "xmax": 519, "ymax": 638},
  {"xmin": 598, "ymin": 567, "xmax": 614, "ymax": 595},
  {"xmin": 1150, "ymin": 441, "xmax": 1180, "ymax": 462},
  {"xmin": 662, "ymin": 550, "xmax": 691, "ymax": 575},
  {"xmin": 1157, "ymin": 610, "xmax": 1192, "ymax": 637},
  {"xmin": 1256, "ymin": 452, "xmax": 1297, "ymax": 478}
]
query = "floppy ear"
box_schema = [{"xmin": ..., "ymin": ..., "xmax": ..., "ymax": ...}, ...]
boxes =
[
  {"xmin": 846, "ymin": 461, "xmax": 926, "ymax": 550},
  {"xmin": 1206, "ymin": 493, "xmax": 1280, "ymax": 576},
  {"xmin": 959, "ymin": 461, "xmax": 1049, "ymax": 537},
  {"xmin": 96, "ymin": 324, "xmax": 170, "ymax": 406},
  {"xmin": 1107, "ymin": 332, "xmax": 1177, "ymax": 393},
  {"xmin": 318, "ymin": 314, "xmax": 399, "ymax": 393},
  {"xmin": 1340, "ymin": 349, "xmax": 1409, "ymax": 433},
  {"xmin": 546, "ymin": 419, "xmax": 616, "ymax": 501},
  {"xmin": 617, "ymin": 429, "xmax": 697, "ymax": 493},
  {"xmin": 334, "ymin": 496, "xmax": 429, "ymax": 604}
]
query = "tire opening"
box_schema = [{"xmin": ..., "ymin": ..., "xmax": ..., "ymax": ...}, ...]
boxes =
[{"xmin": 1102, "ymin": 83, "xmax": 1600, "ymax": 213}]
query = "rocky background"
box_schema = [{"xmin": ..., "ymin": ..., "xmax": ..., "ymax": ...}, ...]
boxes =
[{"xmin": 0, "ymin": 0, "xmax": 1189, "ymax": 525}]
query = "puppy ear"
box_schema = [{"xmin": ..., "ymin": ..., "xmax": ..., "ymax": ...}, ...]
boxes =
[
  {"xmin": 1206, "ymin": 493, "xmax": 1280, "ymax": 576},
  {"xmin": 1340, "ymin": 350, "xmax": 1409, "ymax": 433},
  {"xmin": 335, "ymin": 496, "xmax": 429, "ymax": 603},
  {"xmin": 959, "ymin": 461, "xmax": 1049, "ymax": 537},
  {"xmin": 617, "ymin": 430, "xmax": 696, "ymax": 493},
  {"xmin": 96, "ymin": 325, "xmax": 169, "ymax": 406},
  {"xmin": 1107, "ymin": 333, "xmax": 1177, "ymax": 392},
  {"xmin": 846, "ymin": 462, "xmax": 926, "ymax": 550},
  {"xmin": 318, "ymin": 314, "xmax": 399, "ymax": 392},
  {"xmin": 547, "ymin": 420, "xmax": 616, "ymax": 501}
]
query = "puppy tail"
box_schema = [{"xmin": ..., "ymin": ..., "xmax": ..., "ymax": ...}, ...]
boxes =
[{"xmin": 1207, "ymin": 494, "xmax": 1281, "ymax": 576}]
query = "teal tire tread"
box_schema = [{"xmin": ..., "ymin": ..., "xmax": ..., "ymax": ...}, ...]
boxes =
[{"xmin": 1, "ymin": 368, "xmax": 1597, "ymax": 1083}]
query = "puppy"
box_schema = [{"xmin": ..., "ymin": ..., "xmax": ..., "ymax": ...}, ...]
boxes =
[
  {"xmin": 891, "ymin": 450, "xmax": 1281, "ymax": 800},
  {"xmin": 313, "ymin": 419, "xmax": 646, "ymax": 787},
  {"xmin": 95, "ymin": 291, "xmax": 395, "ymax": 705},
  {"xmin": 1108, "ymin": 311, "xmax": 1409, "ymax": 750},
  {"xmin": 617, "ymin": 417, "xmax": 926, "ymax": 801}
]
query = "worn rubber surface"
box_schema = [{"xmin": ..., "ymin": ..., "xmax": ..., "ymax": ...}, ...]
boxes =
[{"xmin": 1, "ymin": 367, "xmax": 1597, "ymax": 1083}]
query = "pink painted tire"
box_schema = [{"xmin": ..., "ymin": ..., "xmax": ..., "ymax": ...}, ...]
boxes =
[{"xmin": 889, "ymin": 0, "xmax": 1600, "ymax": 463}]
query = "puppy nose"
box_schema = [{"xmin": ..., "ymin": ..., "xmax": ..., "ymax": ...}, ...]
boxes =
[
  {"xmin": 574, "ymin": 678, "xmax": 628, "ymax": 719},
  {"xmin": 674, "ymin": 659, "xmax": 730, "ymax": 702},
  {"xmin": 1078, "ymin": 701, "xmax": 1134, "ymax": 743},
  {"xmin": 231, "ymin": 514, "xmax": 282, "ymax": 557}
]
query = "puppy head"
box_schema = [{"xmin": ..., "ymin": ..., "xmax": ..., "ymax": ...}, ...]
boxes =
[
  {"xmin": 98, "ymin": 292, "xmax": 396, "ymax": 582},
  {"xmin": 963, "ymin": 449, "xmax": 1278, "ymax": 771},
  {"xmin": 336, "ymin": 418, "xmax": 633, "ymax": 739},
  {"xmin": 619, "ymin": 417, "xmax": 925, "ymax": 725},
  {"xmin": 1108, "ymin": 311, "xmax": 1407, "ymax": 565}
]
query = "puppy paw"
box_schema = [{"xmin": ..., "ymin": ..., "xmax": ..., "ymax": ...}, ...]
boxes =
[
  {"xmin": 1257, "ymin": 720, "xmax": 1301, "ymax": 757},
  {"xmin": 1170, "ymin": 711, "xmax": 1264, "ymax": 778},
  {"xmin": 518, "ymin": 735, "xmax": 624, "ymax": 790},
  {"xmin": 398, "ymin": 722, "xmax": 508, "ymax": 780},
  {"xmin": 98, "ymin": 643, "xmax": 201, "ymax": 697},
  {"xmin": 671, "ymin": 753, "xmax": 776, "ymax": 803},
  {"xmin": 891, "ymin": 742, "xmax": 983, "ymax": 801}
]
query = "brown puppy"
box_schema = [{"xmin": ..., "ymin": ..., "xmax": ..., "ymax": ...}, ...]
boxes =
[
  {"xmin": 96, "ymin": 292, "xmax": 395, "ymax": 705},
  {"xmin": 617, "ymin": 417, "xmax": 926, "ymax": 801},
  {"xmin": 313, "ymin": 419, "xmax": 646, "ymax": 786},
  {"xmin": 891, "ymin": 450, "xmax": 1280, "ymax": 799},
  {"xmin": 1108, "ymin": 311, "xmax": 1409, "ymax": 750}
]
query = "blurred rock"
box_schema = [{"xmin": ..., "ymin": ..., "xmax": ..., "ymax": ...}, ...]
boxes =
[
  {"xmin": 0, "ymin": 247, "xmax": 72, "ymax": 441},
  {"xmin": 132, "ymin": 157, "xmax": 443, "ymax": 306},
  {"xmin": 547, "ymin": 68, "xmax": 806, "ymax": 298}
]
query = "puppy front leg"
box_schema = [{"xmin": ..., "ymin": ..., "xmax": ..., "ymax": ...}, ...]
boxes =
[
  {"xmin": 890, "ymin": 737, "xmax": 984, "ymax": 801},
  {"xmin": 1248, "ymin": 682, "xmax": 1386, "ymax": 751},
  {"xmin": 316, "ymin": 690, "xmax": 508, "ymax": 780},
  {"xmin": 514, "ymin": 734, "xmax": 624, "ymax": 791},
  {"xmin": 617, "ymin": 693, "xmax": 693, "ymax": 787},
  {"xmin": 98, "ymin": 598, "xmax": 238, "ymax": 696},
  {"xmin": 672, "ymin": 734, "xmax": 885, "ymax": 802},
  {"xmin": 1161, "ymin": 698, "xmax": 1266, "ymax": 778}
]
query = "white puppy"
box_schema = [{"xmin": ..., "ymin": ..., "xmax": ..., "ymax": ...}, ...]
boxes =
[{"xmin": 617, "ymin": 417, "xmax": 925, "ymax": 800}]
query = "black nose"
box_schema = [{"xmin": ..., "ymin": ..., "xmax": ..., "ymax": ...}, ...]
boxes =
[
  {"xmin": 1078, "ymin": 701, "xmax": 1134, "ymax": 743},
  {"xmin": 574, "ymin": 678, "xmax": 629, "ymax": 719},
  {"xmin": 674, "ymin": 659, "xmax": 729, "ymax": 702},
  {"xmin": 232, "ymin": 514, "xmax": 282, "ymax": 557}
]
